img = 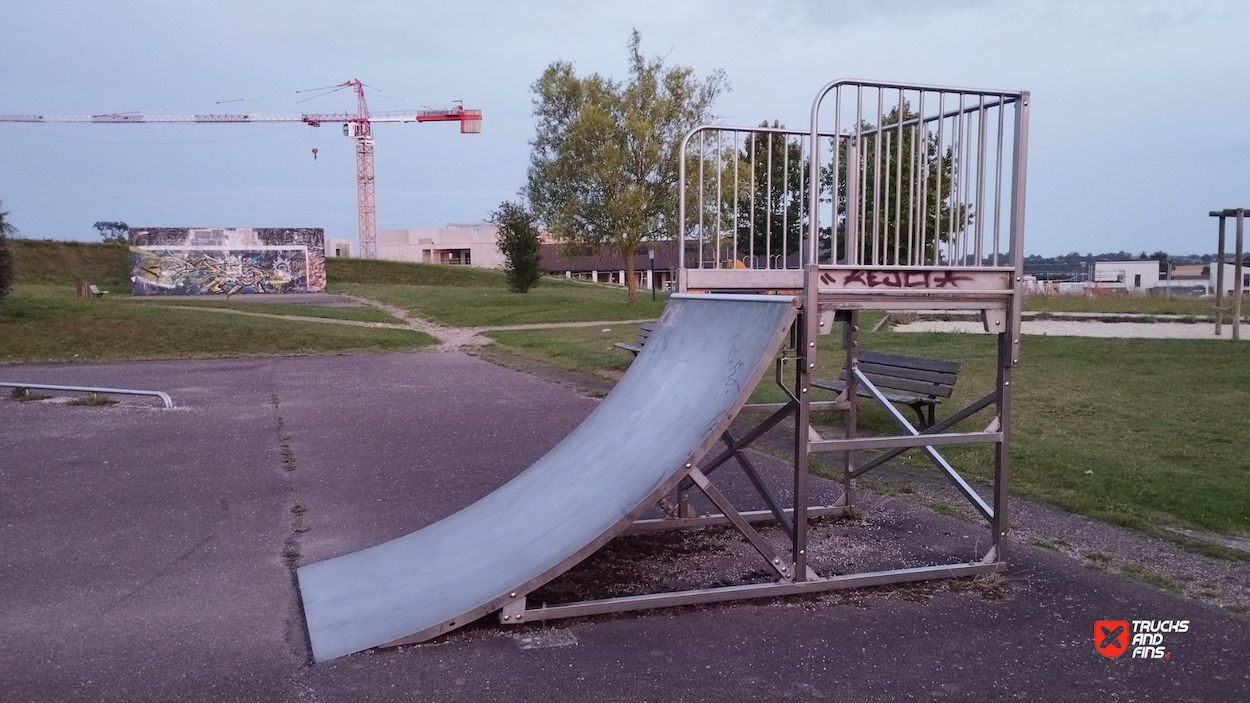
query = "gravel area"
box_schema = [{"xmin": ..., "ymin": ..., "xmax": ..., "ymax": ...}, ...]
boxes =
[
  {"xmin": 853, "ymin": 463, "xmax": 1250, "ymax": 615},
  {"xmin": 894, "ymin": 318, "xmax": 1249, "ymax": 339}
]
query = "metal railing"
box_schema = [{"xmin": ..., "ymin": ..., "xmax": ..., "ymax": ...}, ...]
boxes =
[
  {"xmin": 677, "ymin": 80, "xmax": 1029, "ymax": 275},
  {"xmin": 1, "ymin": 382, "xmax": 175, "ymax": 408}
]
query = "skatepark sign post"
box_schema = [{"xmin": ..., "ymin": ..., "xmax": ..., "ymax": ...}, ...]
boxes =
[{"xmin": 296, "ymin": 79, "xmax": 1029, "ymax": 661}]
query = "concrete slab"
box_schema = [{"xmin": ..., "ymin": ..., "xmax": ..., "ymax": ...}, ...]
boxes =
[
  {"xmin": 1, "ymin": 353, "xmax": 1247, "ymax": 701},
  {"xmin": 134, "ymin": 292, "xmax": 365, "ymax": 307}
]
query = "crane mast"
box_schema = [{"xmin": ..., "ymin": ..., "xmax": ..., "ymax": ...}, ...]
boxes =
[
  {"xmin": 347, "ymin": 80, "xmax": 378, "ymax": 258},
  {"xmin": 0, "ymin": 79, "xmax": 482, "ymax": 259}
]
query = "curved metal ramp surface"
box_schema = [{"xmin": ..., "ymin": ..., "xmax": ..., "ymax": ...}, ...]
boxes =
[{"xmin": 297, "ymin": 294, "xmax": 798, "ymax": 661}]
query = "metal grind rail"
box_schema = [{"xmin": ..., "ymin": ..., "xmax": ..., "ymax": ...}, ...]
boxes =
[{"xmin": 0, "ymin": 382, "xmax": 174, "ymax": 409}]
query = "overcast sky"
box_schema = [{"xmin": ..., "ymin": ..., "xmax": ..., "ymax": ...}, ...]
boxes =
[{"xmin": 2, "ymin": 0, "xmax": 1246, "ymax": 256}]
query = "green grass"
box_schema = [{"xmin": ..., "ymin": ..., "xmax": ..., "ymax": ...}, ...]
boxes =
[
  {"xmin": 326, "ymin": 258, "xmax": 510, "ymax": 287},
  {"xmin": 9, "ymin": 239, "xmax": 130, "ymax": 289},
  {"xmin": 9, "ymin": 387, "xmax": 52, "ymax": 402},
  {"xmin": 1024, "ymin": 295, "xmax": 1239, "ymax": 318},
  {"xmin": 479, "ymin": 319, "xmax": 1250, "ymax": 538},
  {"xmin": 132, "ymin": 298, "xmax": 401, "ymax": 324},
  {"xmin": 483, "ymin": 325, "xmax": 641, "ymax": 378},
  {"xmin": 67, "ymin": 394, "xmax": 118, "ymax": 407},
  {"xmin": 0, "ymin": 284, "xmax": 435, "ymax": 364},
  {"xmin": 7, "ymin": 241, "xmax": 666, "ymax": 328},
  {"xmin": 331, "ymin": 281, "xmax": 668, "ymax": 327},
  {"xmin": 1119, "ymin": 563, "xmax": 1183, "ymax": 593}
]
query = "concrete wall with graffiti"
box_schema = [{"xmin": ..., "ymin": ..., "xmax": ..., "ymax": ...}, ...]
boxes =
[{"xmin": 128, "ymin": 228, "xmax": 326, "ymax": 295}]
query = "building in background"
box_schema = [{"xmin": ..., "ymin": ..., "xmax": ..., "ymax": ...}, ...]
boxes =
[
  {"xmin": 377, "ymin": 224, "xmax": 506, "ymax": 268},
  {"xmin": 128, "ymin": 227, "xmax": 325, "ymax": 295},
  {"xmin": 540, "ymin": 242, "xmax": 679, "ymax": 292},
  {"xmin": 1090, "ymin": 259, "xmax": 1250, "ymax": 296},
  {"xmin": 376, "ymin": 223, "xmax": 682, "ymax": 292},
  {"xmin": 1209, "ymin": 261, "xmax": 1250, "ymax": 296},
  {"xmin": 1093, "ymin": 260, "xmax": 1161, "ymax": 291},
  {"xmin": 327, "ymin": 238, "xmax": 353, "ymax": 258}
]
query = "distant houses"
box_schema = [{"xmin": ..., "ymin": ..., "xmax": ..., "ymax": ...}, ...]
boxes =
[
  {"xmin": 362, "ymin": 225, "xmax": 1250, "ymax": 299},
  {"xmin": 1092, "ymin": 260, "xmax": 1248, "ymax": 296},
  {"xmin": 371, "ymin": 223, "xmax": 680, "ymax": 291}
]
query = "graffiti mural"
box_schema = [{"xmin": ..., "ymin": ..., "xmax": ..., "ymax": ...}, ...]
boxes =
[{"xmin": 128, "ymin": 228, "xmax": 326, "ymax": 295}]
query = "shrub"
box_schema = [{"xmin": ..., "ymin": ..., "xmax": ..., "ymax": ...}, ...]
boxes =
[
  {"xmin": 492, "ymin": 201, "xmax": 544, "ymax": 293},
  {"xmin": 0, "ymin": 201, "xmax": 16, "ymax": 302}
]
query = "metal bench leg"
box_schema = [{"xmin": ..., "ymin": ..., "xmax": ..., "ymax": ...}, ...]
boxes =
[{"xmin": 912, "ymin": 403, "xmax": 930, "ymax": 430}]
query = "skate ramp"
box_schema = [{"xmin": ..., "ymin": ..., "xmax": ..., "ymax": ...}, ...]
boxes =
[{"xmin": 297, "ymin": 293, "xmax": 798, "ymax": 661}]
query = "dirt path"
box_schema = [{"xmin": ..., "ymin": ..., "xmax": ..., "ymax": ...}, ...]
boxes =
[
  {"xmin": 159, "ymin": 305, "xmax": 413, "ymax": 331},
  {"xmin": 338, "ymin": 293, "xmax": 657, "ymax": 353},
  {"xmin": 335, "ymin": 294, "xmax": 491, "ymax": 352}
]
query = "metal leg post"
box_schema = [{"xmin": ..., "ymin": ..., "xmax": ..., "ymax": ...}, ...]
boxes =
[
  {"xmin": 992, "ymin": 329, "xmax": 1013, "ymax": 560},
  {"xmin": 842, "ymin": 310, "xmax": 860, "ymax": 507},
  {"xmin": 793, "ymin": 266, "xmax": 819, "ymax": 580},
  {"xmin": 1235, "ymin": 210, "xmax": 1244, "ymax": 342},
  {"xmin": 1216, "ymin": 216, "xmax": 1226, "ymax": 336}
]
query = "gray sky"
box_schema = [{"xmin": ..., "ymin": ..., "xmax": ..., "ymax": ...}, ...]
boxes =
[{"xmin": 2, "ymin": 0, "xmax": 1246, "ymax": 256}]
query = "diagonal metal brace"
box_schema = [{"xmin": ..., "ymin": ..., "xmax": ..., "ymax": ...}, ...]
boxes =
[
  {"xmin": 679, "ymin": 401, "xmax": 795, "ymax": 491},
  {"xmin": 723, "ymin": 431, "xmax": 795, "ymax": 539},
  {"xmin": 852, "ymin": 368, "xmax": 994, "ymax": 522},
  {"xmin": 850, "ymin": 390, "xmax": 999, "ymax": 478},
  {"xmin": 687, "ymin": 468, "xmax": 792, "ymax": 581}
]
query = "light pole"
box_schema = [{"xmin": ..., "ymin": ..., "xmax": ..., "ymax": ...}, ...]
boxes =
[{"xmin": 649, "ymin": 247, "xmax": 656, "ymax": 301}]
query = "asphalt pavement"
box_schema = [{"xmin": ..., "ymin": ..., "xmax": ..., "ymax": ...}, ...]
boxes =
[{"xmin": 1, "ymin": 353, "xmax": 1246, "ymax": 702}]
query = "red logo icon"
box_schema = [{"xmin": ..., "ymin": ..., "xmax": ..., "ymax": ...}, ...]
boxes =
[{"xmin": 1095, "ymin": 620, "xmax": 1129, "ymax": 658}]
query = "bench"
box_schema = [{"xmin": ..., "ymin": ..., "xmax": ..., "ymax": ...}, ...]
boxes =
[
  {"xmin": 613, "ymin": 322, "xmax": 656, "ymax": 356},
  {"xmin": 88, "ymin": 284, "xmax": 109, "ymax": 298},
  {"xmin": 811, "ymin": 350, "xmax": 961, "ymax": 429}
]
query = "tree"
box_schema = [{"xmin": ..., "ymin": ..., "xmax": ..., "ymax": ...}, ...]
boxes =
[
  {"xmin": 527, "ymin": 30, "xmax": 726, "ymax": 304},
  {"xmin": 1150, "ymin": 250, "xmax": 1170, "ymax": 274},
  {"xmin": 0, "ymin": 201, "xmax": 16, "ymax": 302},
  {"xmin": 492, "ymin": 201, "xmax": 544, "ymax": 293},
  {"xmin": 680, "ymin": 122, "xmax": 806, "ymax": 268},
  {"xmin": 93, "ymin": 221, "xmax": 129, "ymax": 244}
]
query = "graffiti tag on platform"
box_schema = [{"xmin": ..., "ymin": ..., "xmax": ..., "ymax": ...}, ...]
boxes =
[{"xmin": 819, "ymin": 270, "xmax": 975, "ymax": 289}]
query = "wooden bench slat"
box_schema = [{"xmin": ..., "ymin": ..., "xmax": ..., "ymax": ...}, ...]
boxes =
[
  {"xmin": 811, "ymin": 379, "xmax": 933, "ymax": 406},
  {"xmin": 853, "ymin": 361, "xmax": 958, "ymax": 386},
  {"xmin": 828, "ymin": 371, "xmax": 954, "ymax": 399},
  {"xmin": 812, "ymin": 349, "xmax": 962, "ymax": 428},
  {"xmin": 856, "ymin": 372, "xmax": 955, "ymax": 399},
  {"xmin": 617, "ymin": 321, "xmax": 658, "ymax": 357},
  {"xmin": 858, "ymin": 350, "xmax": 961, "ymax": 375}
]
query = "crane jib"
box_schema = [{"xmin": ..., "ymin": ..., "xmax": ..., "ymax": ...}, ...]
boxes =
[
  {"xmin": 0, "ymin": 111, "xmax": 480, "ymax": 125},
  {"xmin": 0, "ymin": 88, "xmax": 481, "ymax": 261}
]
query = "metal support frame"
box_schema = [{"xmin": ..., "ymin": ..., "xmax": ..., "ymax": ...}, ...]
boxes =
[
  {"xmin": 1210, "ymin": 209, "xmax": 1247, "ymax": 340},
  {"xmin": 495, "ymin": 79, "xmax": 1026, "ymax": 631},
  {"xmin": 0, "ymin": 381, "xmax": 174, "ymax": 408}
]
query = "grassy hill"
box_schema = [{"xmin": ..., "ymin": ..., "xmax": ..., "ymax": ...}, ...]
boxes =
[
  {"xmin": 5, "ymin": 240, "xmax": 511, "ymax": 291},
  {"xmin": 8, "ymin": 239, "xmax": 130, "ymax": 289},
  {"xmin": 326, "ymin": 257, "xmax": 508, "ymax": 287}
]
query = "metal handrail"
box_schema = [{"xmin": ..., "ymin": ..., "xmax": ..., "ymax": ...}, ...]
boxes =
[{"xmin": 1, "ymin": 382, "xmax": 174, "ymax": 408}]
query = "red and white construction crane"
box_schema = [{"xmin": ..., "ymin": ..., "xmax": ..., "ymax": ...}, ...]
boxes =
[{"xmin": 0, "ymin": 79, "xmax": 482, "ymax": 258}]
